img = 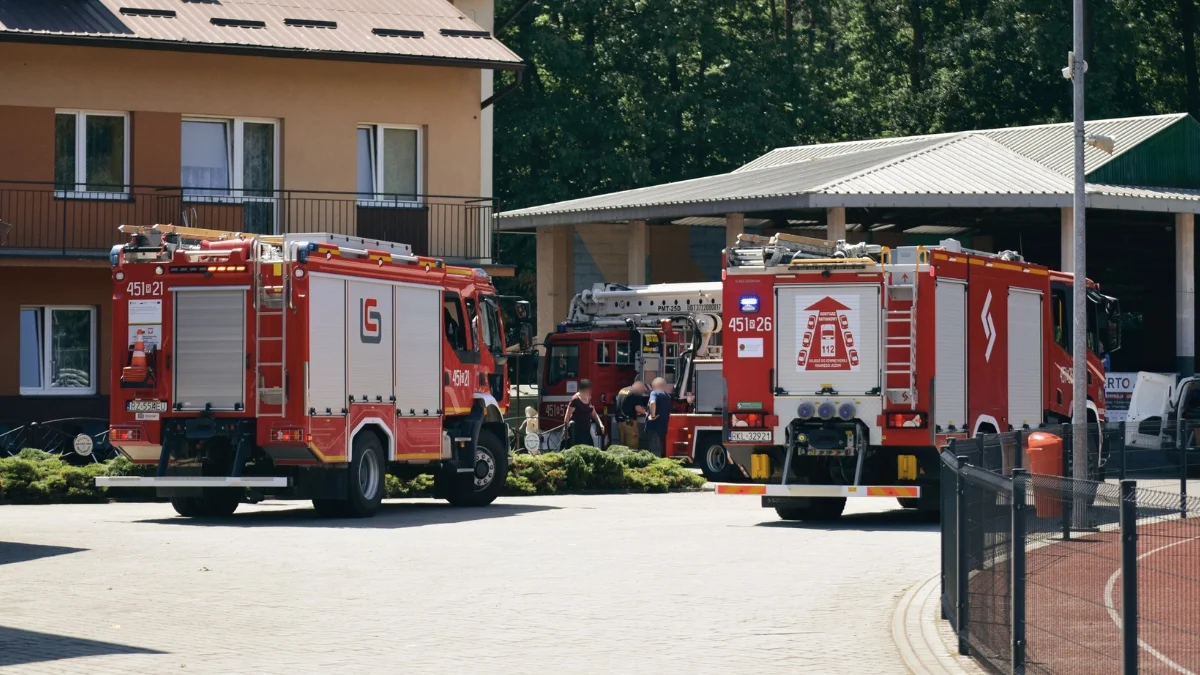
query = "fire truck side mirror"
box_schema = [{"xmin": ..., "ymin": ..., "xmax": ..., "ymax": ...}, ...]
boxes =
[
  {"xmin": 519, "ymin": 322, "xmax": 534, "ymax": 352},
  {"xmin": 514, "ymin": 300, "xmax": 532, "ymax": 320}
]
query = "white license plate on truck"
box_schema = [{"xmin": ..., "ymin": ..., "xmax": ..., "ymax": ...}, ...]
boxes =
[
  {"xmin": 126, "ymin": 400, "xmax": 167, "ymax": 412},
  {"xmin": 729, "ymin": 430, "xmax": 772, "ymax": 443}
]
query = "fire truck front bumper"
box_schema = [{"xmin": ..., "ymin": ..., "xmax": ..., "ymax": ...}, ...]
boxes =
[{"xmin": 95, "ymin": 476, "xmax": 290, "ymax": 488}]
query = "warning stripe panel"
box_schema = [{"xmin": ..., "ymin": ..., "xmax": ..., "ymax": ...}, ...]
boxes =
[
  {"xmin": 715, "ymin": 484, "xmax": 767, "ymax": 495},
  {"xmin": 715, "ymin": 484, "xmax": 921, "ymax": 498}
]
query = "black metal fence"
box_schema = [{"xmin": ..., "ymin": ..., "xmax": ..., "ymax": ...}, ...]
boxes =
[
  {"xmin": 0, "ymin": 417, "xmax": 115, "ymax": 463},
  {"xmin": 0, "ymin": 181, "xmax": 495, "ymax": 262},
  {"xmin": 942, "ymin": 425, "xmax": 1200, "ymax": 674}
]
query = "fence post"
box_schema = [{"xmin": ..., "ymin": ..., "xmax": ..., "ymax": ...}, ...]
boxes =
[
  {"xmin": 1061, "ymin": 425, "xmax": 1072, "ymax": 541},
  {"xmin": 956, "ymin": 454, "xmax": 970, "ymax": 656},
  {"xmin": 1182, "ymin": 421, "xmax": 1189, "ymax": 520},
  {"xmin": 1011, "ymin": 468, "xmax": 1027, "ymax": 674},
  {"xmin": 1119, "ymin": 421, "xmax": 1127, "ymax": 481},
  {"xmin": 1119, "ymin": 479, "xmax": 1138, "ymax": 675}
]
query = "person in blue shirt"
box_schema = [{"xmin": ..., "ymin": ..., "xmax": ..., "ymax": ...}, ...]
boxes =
[{"xmin": 645, "ymin": 377, "xmax": 672, "ymax": 457}]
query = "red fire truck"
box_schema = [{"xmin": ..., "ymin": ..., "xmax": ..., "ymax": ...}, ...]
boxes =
[
  {"xmin": 717, "ymin": 233, "xmax": 1120, "ymax": 520},
  {"xmin": 539, "ymin": 282, "xmax": 743, "ymax": 480},
  {"xmin": 97, "ymin": 225, "xmax": 531, "ymax": 519}
]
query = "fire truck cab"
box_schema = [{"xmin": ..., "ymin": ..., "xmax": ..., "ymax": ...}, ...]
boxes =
[
  {"xmin": 97, "ymin": 225, "xmax": 532, "ymax": 519},
  {"xmin": 718, "ymin": 233, "xmax": 1119, "ymax": 520},
  {"xmin": 539, "ymin": 282, "xmax": 740, "ymax": 480}
]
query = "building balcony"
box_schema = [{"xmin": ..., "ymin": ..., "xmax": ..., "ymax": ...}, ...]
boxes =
[{"xmin": 0, "ymin": 181, "xmax": 496, "ymax": 265}]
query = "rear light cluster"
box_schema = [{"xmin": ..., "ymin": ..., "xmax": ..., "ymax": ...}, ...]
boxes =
[
  {"xmin": 796, "ymin": 401, "xmax": 856, "ymax": 421},
  {"xmin": 271, "ymin": 428, "xmax": 308, "ymax": 443},
  {"xmin": 110, "ymin": 427, "xmax": 142, "ymax": 442},
  {"xmin": 729, "ymin": 413, "xmax": 764, "ymax": 427},
  {"xmin": 886, "ymin": 413, "xmax": 927, "ymax": 429}
]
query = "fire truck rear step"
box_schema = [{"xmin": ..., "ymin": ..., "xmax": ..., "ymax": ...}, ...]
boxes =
[{"xmin": 96, "ymin": 476, "xmax": 290, "ymax": 488}]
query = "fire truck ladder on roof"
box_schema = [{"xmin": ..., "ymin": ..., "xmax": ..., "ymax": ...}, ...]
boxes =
[
  {"xmin": 253, "ymin": 240, "xmax": 287, "ymax": 417},
  {"xmin": 883, "ymin": 247, "xmax": 922, "ymax": 410}
]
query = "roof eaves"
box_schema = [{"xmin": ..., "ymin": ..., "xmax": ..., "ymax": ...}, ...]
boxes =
[
  {"xmin": 495, "ymin": 193, "xmax": 813, "ymax": 230},
  {"xmin": 0, "ymin": 29, "xmax": 526, "ymax": 70}
]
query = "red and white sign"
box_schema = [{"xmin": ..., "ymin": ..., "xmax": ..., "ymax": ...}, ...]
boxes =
[{"xmin": 795, "ymin": 295, "xmax": 860, "ymax": 373}]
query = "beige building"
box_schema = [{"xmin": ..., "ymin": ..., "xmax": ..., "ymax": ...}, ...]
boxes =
[{"xmin": 0, "ymin": 0, "xmax": 520, "ymax": 427}]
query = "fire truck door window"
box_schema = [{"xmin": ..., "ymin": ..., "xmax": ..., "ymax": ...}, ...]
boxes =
[
  {"xmin": 480, "ymin": 297, "xmax": 503, "ymax": 354},
  {"xmin": 1051, "ymin": 286, "xmax": 1071, "ymax": 352},
  {"xmin": 616, "ymin": 342, "xmax": 632, "ymax": 365},
  {"xmin": 597, "ymin": 342, "xmax": 612, "ymax": 364},
  {"xmin": 548, "ymin": 345, "xmax": 579, "ymax": 385},
  {"xmin": 465, "ymin": 298, "xmax": 481, "ymax": 353},
  {"xmin": 443, "ymin": 293, "xmax": 467, "ymax": 351}
]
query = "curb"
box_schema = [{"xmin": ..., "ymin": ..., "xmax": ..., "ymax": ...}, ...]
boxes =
[{"xmin": 893, "ymin": 573, "xmax": 984, "ymax": 675}]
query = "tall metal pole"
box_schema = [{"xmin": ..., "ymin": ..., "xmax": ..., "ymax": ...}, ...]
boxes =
[{"xmin": 1071, "ymin": 0, "xmax": 1089, "ymax": 526}]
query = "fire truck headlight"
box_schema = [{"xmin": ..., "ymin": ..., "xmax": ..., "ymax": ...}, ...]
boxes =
[
  {"xmin": 837, "ymin": 402, "xmax": 857, "ymax": 421},
  {"xmin": 114, "ymin": 271, "xmax": 125, "ymax": 281},
  {"xmin": 817, "ymin": 402, "xmax": 836, "ymax": 420},
  {"xmin": 155, "ymin": 265, "xmax": 164, "ymax": 275},
  {"xmin": 295, "ymin": 268, "xmax": 306, "ymax": 278},
  {"xmin": 797, "ymin": 401, "xmax": 816, "ymax": 420}
]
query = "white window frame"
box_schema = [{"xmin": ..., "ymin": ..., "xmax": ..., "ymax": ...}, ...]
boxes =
[
  {"xmin": 181, "ymin": 116, "xmax": 280, "ymax": 204},
  {"xmin": 19, "ymin": 305, "xmax": 98, "ymax": 397},
  {"xmin": 54, "ymin": 110, "xmax": 130, "ymax": 200},
  {"xmin": 356, "ymin": 123, "xmax": 424, "ymax": 207}
]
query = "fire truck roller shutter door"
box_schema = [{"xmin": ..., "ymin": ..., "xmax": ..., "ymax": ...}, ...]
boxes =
[
  {"xmin": 775, "ymin": 284, "xmax": 882, "ymax": 396},
  {"xmin": 348, "ymin": 280, "xmax": 394, "ymax": 405},
  {"xmin": 308, "ymin": 275, "xmax": 347, "ymax": 415},
  {"xmin": 173, "ymin": 288, "xmax": 246, "ymax": 411},
  {"xmin": 394, "ymin": 284, "xmax": 442, "ymax": 417},
  {"xmin": 1008, "ymin": 288, "xmax": 1044, "ymax": 430},
  {"xmin": 935, "ymin": 279, "xmax": 967, "ymax": 431}
]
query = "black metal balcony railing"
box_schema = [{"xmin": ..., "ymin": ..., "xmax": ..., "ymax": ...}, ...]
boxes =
[{"xmin": 0, "ymin": 181, "xmax": 496, "ymax": 263}]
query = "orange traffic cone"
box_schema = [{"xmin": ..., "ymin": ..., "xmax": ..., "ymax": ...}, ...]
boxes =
[{"xmin": 121, "ymin": 330, "xmax": 151, "ymax": 386}]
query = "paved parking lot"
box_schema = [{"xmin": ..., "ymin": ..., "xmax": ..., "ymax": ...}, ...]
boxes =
[{"xmin": 1, "ymin": 493, "xmax": 939, "ymax": 674}]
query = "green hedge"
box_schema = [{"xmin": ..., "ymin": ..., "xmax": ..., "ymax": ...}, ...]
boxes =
[
  {"xmin": 1, "ymin": 445, "xmax": 704, "ymax": 504},
  {"xmin": 0, "ymin": 449, "xmax": 153, "ymax": 504}
]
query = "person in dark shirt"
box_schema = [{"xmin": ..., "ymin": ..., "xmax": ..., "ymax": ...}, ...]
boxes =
[
  {"xmin": 564, "ymin": 379, "xmax": 605, "ymax": 448},
  {"xmin": 645, "ymin": 377, "xmax": 672, "ymax": 457},
  {"xmin": 614, "ymin": 381, "xmax": 649, "ymax": 448}
]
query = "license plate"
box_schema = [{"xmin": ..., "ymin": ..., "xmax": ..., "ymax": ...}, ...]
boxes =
[
  {"xmin": 127, "ymin": 400, "xmax": 167, "ymax": 413},
  {"xmin": 729, "ymin": 430, "xmax": 773, "ymax": 443}
]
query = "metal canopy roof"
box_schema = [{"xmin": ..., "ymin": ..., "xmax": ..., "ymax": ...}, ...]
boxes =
[
  {"xmin": 0, "ymin": 0, "xmax": 523, "ymax": 69},
  {"xmin": 496, "ymin": 113, "xmax": 1199, "ymax": 230}
]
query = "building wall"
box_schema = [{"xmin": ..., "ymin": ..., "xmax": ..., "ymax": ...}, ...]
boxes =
[
  {"xmin": 0, "ymin": 264, "xmax": 112, "ymax": 415},
  {"xmin": 0, "ymin": 42, "xmax": 483, "ymax": 197}
]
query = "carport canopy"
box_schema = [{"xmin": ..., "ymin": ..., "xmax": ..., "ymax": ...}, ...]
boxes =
[{"xmin": 498, "ymin": 113, "xmax": 1200, "ymax": 375}]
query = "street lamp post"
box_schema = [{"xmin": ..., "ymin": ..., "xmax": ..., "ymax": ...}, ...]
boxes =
[{"xmin": 1069, "ymin": 0, "xmax": 1089, "ymax": 524}]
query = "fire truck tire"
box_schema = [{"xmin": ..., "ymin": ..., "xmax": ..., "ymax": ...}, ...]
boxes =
[
  {"xmin": 170, "ymin": 496, "xmax": 203, "ymax": 517},
  {"xmin": 697, "ymin": 443, "xmax": 738, "ymax": 482},
  {"xmin": 898, "ymin": 498, "xmax": 920, "ymax": 509},
  {"xmin": 774, "ymin": 498, "xmax": 846, "ymax": 521},
  {"xmin": 197, "ymin": 489, "xmax": 240, "ymax": 517},
  {"xmin": 344, "ymin": 432, "xmax": 385, "ymax": 518},
  {"xmin": 446, "ymin": 430, "xmax": 507, "ymax": 507}
]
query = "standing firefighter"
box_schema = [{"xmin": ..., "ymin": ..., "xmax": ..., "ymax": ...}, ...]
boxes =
[
  {"xmin": 614, "ymin": 381, "xmax": 649, "ymax": 448},
  {"xmin": 645, "ymin": 377, "xmax": 672, "ymax": 457}
]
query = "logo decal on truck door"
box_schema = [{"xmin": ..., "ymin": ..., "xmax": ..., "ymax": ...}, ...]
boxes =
[
  {"xmin": 795, "ymin": 296, "xmax": 858, "ymax": 372},
  {"xmin": 981, "ymin": 290, "xmax": 996, "ymax": 362},
  {"xmin": 360, "ymin": 298, "xmax": 382, "ymax": 344}
]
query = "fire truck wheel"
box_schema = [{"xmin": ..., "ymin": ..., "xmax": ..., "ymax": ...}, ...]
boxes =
[
  {"xmin": 196, "ymin": 489, "xmax": 240, "ymax": 517},
  {"xmin": 898, "ymin": 498, "xmax": 920, "ymax": 509},
  {"xmin": 344, "ymin": 432, "xmax": 385, "ymax": 518},
  {"xmin": 446, "ymin": 430, "xmax": 507, "ymax": 507},
  {"xmin": 698, "ymin": 443, "xmax": 738, "ymax": 482},
  {"xmin": 170, "ymin": 496, "xmax": 203, "ymax": 517},
  {"xmin": 774, "ymin": 498, "xmax": 845, "ymax": 521}
]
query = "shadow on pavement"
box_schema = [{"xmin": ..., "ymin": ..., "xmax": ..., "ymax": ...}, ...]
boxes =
[
  {"xmin": 133, "ymin": 501, "xmax": 560, "ymax": 529},
  {"xmin": 0, "ymin": 626, "xmax": 163, "ymax": 667},
  {"xmin": 0, "ymin": 541, "xmax": 87, "ymax": 566},
  {"xmin": 756, "ymin": 508, "xmax": 940, "ymax": 532}
]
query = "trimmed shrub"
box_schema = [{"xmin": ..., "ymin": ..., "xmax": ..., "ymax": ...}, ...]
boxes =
[{"xmin": 505, "ymin": 446, "xmax": 704, "ymax": 495}]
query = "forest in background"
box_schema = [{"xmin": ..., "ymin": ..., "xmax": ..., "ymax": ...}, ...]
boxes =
[{"xmin": 491, "ymin": 0, "xmax": 1200, "ymax": 306}]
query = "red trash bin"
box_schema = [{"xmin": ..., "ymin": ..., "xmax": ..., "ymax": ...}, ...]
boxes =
[{"xmin": 1024, "ymin": 432, "xmax": 1064, "ymax": 518}]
